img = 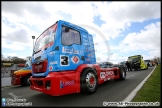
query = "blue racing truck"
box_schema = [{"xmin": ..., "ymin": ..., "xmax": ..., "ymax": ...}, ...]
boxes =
[{"xmin": 29, "ymin": 20, "xmax": 126, "ymax": 96}]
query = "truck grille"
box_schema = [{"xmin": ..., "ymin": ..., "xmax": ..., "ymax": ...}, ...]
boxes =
[
  {"xmin": 35, "ymin": 80, "xmax": 43, "ymax": 86},
  {"xmin": 32, "ymin": 60, "xmax": 48, "ymax": 73}
]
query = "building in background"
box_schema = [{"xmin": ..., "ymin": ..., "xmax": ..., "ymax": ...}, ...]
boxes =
[{"xmin": 1, "ymin": 63, "xmax": 25, "ymax": 77}]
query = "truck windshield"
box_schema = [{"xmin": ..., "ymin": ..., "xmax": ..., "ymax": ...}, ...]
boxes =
[
  {"xmin": 129, "ymin": 56, "xmax": 140, "ymax": 62},
  {"xmin": 144, "ymin": 60, "xmax": 150, "ymax": 62},
  {"xmin": 34, "ymin": 24, "xmax": 57, "ymax": 52}
]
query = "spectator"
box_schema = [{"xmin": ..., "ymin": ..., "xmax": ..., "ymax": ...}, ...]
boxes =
[
  {"xmin": 126, "ymin": 61, "xmax": 132, "ymax": 72},
  {"xmin": 156, "ymin": 62, "xmax": 158, "ymax": 66},
  {"xmin": 129, "ymin": 59, "xmax": 133, "ymax": 71}
]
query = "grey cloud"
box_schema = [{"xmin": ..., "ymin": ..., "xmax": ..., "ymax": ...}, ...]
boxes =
[
  {"xmin": 2, "ymin": 2, "xmax": 26, "ymax": 17},
  {"xmin": 2, "ymin": 2, "xmax": 51, "ymax": 19},
  {"xmin": 2, "ymin": 28, "xmax": 31, "ymax": 44},
  {"xmin": 114, "ymin": 2, "xmax": 160, "ymax": 22}
]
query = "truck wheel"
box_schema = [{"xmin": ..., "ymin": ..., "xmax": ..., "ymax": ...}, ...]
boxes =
[
  {"xmin": 119, "ymin": 66, "xmax": 126, "ymax": 80},
  {"xmin": 80, "ymin": 68, "xmax": 98, "ymax": 94},
  {"xmin": 24, "ymin": 75, "xmax": 31, "ymax": 86}
]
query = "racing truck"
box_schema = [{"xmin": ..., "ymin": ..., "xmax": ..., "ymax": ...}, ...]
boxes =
[
  {"xmin": 128, "ymin": 55, "xmax": 148, "ymax": 71},
  {"xmin": 29, "ymin": 20, "xmax": 126, "ymax": 96},
  {"xmin": 11, "ymin": 57, "xmax": 32, "ymax": 86}
]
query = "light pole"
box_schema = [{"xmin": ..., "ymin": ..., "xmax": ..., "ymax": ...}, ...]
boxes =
[{"xmin": 32, "ymin": 36, "xmax": 35, "ymax": 49}]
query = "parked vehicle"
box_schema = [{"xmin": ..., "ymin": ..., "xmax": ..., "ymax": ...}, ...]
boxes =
[
  {"xmin": 144, "ymin": 60, "xmax": 152, "ymax": 67},
  {"xmin": 11, "ymin": 57, "xmax": 32, "ymax": 86},
  {"xmin": 119, "ymin": 61, "xmax": 127, "ymax": 72},
  {"xmin": 128, "ymin": 55, "xmax": 148, "ymax": 71}
]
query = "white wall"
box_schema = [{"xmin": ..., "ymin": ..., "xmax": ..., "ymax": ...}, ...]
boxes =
[{"xmin": 1, "ymin": 77, "xmax": 12, "ymax": 87}]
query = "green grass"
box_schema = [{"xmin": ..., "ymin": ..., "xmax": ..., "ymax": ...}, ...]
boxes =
[{"xmin": 131, "ymin": 64, "xmax": 161, "ymax": 105}]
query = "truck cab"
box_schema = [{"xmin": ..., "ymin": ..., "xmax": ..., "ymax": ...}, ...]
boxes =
[
  {"xmin": 31, "ymin": 20, "xmax": 95, "ymax": 76},
  {"xmin": 128, "ymin": 55, "xmax": 148, "ymax": 71}
]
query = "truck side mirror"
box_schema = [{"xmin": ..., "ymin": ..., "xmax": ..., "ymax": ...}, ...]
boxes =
[{"xmin": 65, "ymin": 27, "xmax": 69, "ymax": 32}]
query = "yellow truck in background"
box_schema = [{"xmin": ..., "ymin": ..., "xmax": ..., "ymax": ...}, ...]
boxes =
[{"xmin": 128, "ymin": 55, "xmax": 148, "ymax": 71}]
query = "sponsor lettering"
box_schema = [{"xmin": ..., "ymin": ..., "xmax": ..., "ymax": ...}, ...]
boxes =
[
  {"xmin": 60, "ymin": 80, "xmax": 74, "ymax": 89},
  {"xmin": 90, "ymin": 43, "xmax": 94, "ymax": 46},
  {"xmin": 83, "ymin": 39, "xmax": 88, "ymax": 43},
  {"xmin": 88, "ymin": 53, "xmax": 92, "ymax": 57},
  {"xmin": 86, "ymin": 58, "xmax": 90, "ymax": 62},
  {"xmin": 83, "ymin": 43, "xmax": 89, "ymax": 45},
  {"xmin": 100, "ymin": 71, "xmax": 114, "ymax": 79},
  {"xmin": 85, "ymin": 48, "xmax": 89, "ymax": 52},
  {"xmin": 33, "ymin": 73, "xmax": 44, "ymax": 76},
  {"xmin": 50, "ymin": 51, "xmax": 55, "ymax": 55},
  {"xmin": 50, "ymin": 61, "xmax": 57, "ymax": 64},
  {"xmin": 34, "ymin": 64, "xmax": 42, "ymax": 72},
  {"xmin": 83, "ymin": 35, "xmax": 87, "ymax": 38},
  {"xmin": 62, "ymin": 47, "xmax": 82, "ymax": 54},
  {"xmin": 88, "ymin": 37, "xmax": 93, "ymax": 40}
]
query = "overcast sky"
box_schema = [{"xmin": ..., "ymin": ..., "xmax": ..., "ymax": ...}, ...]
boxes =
[{"xmin": 2, "ymin": 1, "xmax": 161, "ymax": 63}]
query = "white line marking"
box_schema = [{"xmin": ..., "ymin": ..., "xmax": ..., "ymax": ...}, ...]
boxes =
[
  {"xmin": 8, "ymin": 92, "xmax": 22, "ymax": 98},
  {"xmin": 123, "ymin": 66, "xmax": 156, "ymax": 102},
  {"xmin": 126, "ymin": 75, "xmax": 134, "ymax": 78},
  {"xmin": 2, "ymin": 85, "xmax": 21, "ymax": 88}
]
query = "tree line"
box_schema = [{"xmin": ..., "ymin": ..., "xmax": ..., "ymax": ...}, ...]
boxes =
[{"xmin": 1, "ymin": 54, "xmax": 31, "ymax": 64}]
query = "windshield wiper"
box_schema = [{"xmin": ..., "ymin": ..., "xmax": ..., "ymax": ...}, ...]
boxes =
[{"xmin": 34, "ymin": 49, "xmax": 41, "ymax": 54}]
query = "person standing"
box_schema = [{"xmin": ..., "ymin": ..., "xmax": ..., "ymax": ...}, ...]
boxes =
[
  {"xmin": 156, "ymin": 62, "xmax": 158, "ymax": 66},
  {"xmin": 129, "ymin": 59, "xmax": 133, "ymax": 71},
  {"xmin": 126, "ymin": 61, "xmax": 132, "ymax": 72}
]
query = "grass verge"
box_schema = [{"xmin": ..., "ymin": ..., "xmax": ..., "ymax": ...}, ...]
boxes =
[{"xmin": 131, "ymin": 64, "xmax": 161, "ymax": 106}]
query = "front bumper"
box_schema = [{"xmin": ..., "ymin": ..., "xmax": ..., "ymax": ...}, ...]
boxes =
[
  {"xmin": 30, "ymin": 71, "xmax": 80, "ymax": 96},
  {"xmin": 11, "ymin": 75, "xmax": 21, "ymax": 85},
  {"xmin": 132, "ymin": 63, "xmax": 140, "ymax": 70}
]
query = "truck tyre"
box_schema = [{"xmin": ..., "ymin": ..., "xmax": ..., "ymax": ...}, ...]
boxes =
[
  {"xmin": 80, "ymin": 68, "xmax": 98, "ymax": 94},
  {"xmin": 119, "ymin": 66, "xmax": 126, "ymax": 80},
  {"xmin": 24, "ymin": 75, "xmax": 31, "ymax": 86}
]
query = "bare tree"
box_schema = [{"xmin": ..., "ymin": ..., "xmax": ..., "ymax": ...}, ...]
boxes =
[
  {"xmin": 2, "ymin": 56, "xmax": 26, "ymax": 64},
  {"xmin": 153, "ymin": 56, "xmax": 161, "ymax": 63},
  {"xmin": 1, "ymin": 54, "xmax": 4, "ymax": 60},
  {"xmin": 7, "ymin": 56, "xmax": 12, "ymax": 61},
  {"xmin": 26, "ymin": 56, "xmax": 32, "ymax": 60}
]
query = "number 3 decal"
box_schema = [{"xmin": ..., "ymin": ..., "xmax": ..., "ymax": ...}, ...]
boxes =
[{"xmin": 60, "ymin": 55, "xmax": 69, "ymax": 66}]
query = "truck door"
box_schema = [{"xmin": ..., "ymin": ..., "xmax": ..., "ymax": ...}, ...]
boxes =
[{"xmin": 59, "ymin": 25, "xmax": 84, "ymax": 71}]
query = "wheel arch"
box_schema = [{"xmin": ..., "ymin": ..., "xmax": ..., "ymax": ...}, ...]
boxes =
[
  {"xmin": 80, "ymin": 67, "xmax": 97, "ymax": 78},
  {"xmin": 21, "ymin": 73, "xmax": 32, "ymax": 86},
  {"xmin": 119, "ymin": 65, "xmax": 126, "ymax": 80}
]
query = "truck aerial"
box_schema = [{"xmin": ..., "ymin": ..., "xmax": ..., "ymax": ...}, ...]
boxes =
[
  {"xmin": 128, "ymin": 55, "xmax": 148, "ymax": 71},
  {"xmin": 29, "ymin": 20, "xmax": 126, "ymax": 96},
  {"xmin": 11, "ymin": 57, "xmax": 32, "ymax": 86}
]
